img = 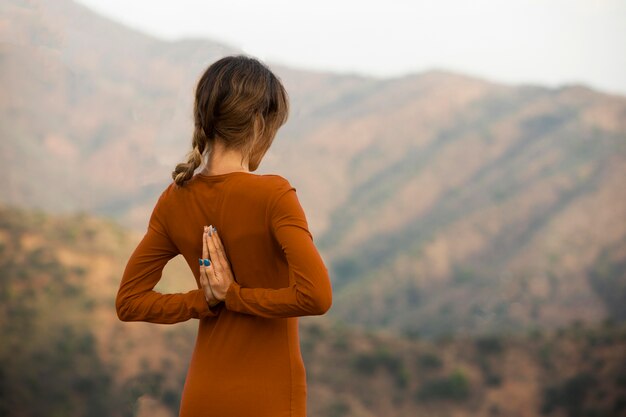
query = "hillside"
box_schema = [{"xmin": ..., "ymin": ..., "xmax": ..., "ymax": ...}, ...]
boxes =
[
  {"xmin": 319, "ymin": 82, "xmax": 626, "ymax": 336},
  {"xmin": 0, "ymin": 205, "xmax": 219, "ymax": 416},
  {"xmin": 1, "ymin": 206, "xmax": 625, "ymax": 417},
  {"xmin": 3, "ymin": 0, "xmax": 625, "ymax": 338}
]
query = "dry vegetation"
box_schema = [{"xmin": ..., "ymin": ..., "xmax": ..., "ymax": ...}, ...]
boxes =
[{"xmin": 1, "ymin": 206, "xmax": 625, "ymax": 417}]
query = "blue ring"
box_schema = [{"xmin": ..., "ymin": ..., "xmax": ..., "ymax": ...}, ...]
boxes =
[
  {"xmin": 198, "ymin": 258, "xmax": 203, "ymax": 266},
  {"xmin": 203, "ymin": 259, "xmax": 211, "ymax": 267}
]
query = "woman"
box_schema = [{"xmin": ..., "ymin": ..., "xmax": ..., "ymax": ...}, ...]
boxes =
[{"xmin": 115, "ymin": 55, "xmax": 333, "ymax": 417}]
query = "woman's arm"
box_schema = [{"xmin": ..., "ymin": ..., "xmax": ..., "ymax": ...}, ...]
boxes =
[
  {"xmin": 116, "ymin": 191, "xmax": 218, "ymax": 324},
  {"xmin": 204, "ymin": 183, "xmax": 333, "ymax": 318}
]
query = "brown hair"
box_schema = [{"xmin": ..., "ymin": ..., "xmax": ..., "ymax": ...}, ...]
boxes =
[{"xmin": 172, "ymin": 55, "xmax": 289, "ymax": 186}]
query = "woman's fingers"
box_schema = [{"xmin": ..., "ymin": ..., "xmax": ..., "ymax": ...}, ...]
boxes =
[
  {"xmin": 198, "ymin": 226, "xmax": 218, "ymax": 302},
  {"xmin": 198, "ymin": 256, "xmax": 209, "ymax": 296},
  {"xmin": 204, "ymin": 265, "xmax": 217, "ymax": 294},
  {"xmin": 200, "ymin": 226, "xmax": 212, "ymax": 282},
  {"xmin": 197, "ymin": 225, "xmax": 235, "ymax": 302},
  {"xmin": 210, "ymin": 227, "xmax": 229, "ymax": 267},
  {"xmin": 199, "ymin": 269, "xmax": 208, "ymax": 287},
  {"xmin": 212, "ymin": 227, "xmax": 226, "ymax": 253},
  {"xmin": 202, "ymin": 226, "xmax": 209, "ymax": 260},
  {"xmin": 206, "ymin": 227, "xmax": 223, "ymax": 273}
]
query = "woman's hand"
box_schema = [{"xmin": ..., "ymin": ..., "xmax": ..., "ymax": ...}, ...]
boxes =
[{"xmin": 199, "ymin": 225, "xmax": 235, "ymax": 305}]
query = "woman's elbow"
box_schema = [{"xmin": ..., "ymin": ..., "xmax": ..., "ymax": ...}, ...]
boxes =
[
  {"xmin": 313, "ymin": 293, "xmax": 332, "ymax": 315},
  {"xmin": 115, "ymin": 294, "xmax": 135, "ymax": 322},
  {"xmin": 305, "ymin": 286, "xmax": 332, "ymax": 316}
]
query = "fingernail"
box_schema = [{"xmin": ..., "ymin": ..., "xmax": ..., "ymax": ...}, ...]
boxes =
[
  {"xmin": 213, "ymin": 226, "xmax": 217, "ymax": 233},
  {"xmin": 208, "ymin": 225, "xmax": 213, "ymax": 236}
]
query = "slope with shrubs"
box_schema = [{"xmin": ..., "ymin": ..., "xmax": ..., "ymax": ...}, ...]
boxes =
[{"xmin": 1, "ymin": 206, "xmax": 625, "ymax": 417}]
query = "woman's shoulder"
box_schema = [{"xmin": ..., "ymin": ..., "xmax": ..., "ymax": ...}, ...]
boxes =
[
  {"xmin": 253, "ymin": 173, "xmax": 294, "ymax": 188},
  {"xmin": 149, "ymin": 181, "xmax": 178, "ymax": 214},
  {"xmin": 235, "ymin": 174, "xmax": 300, "ymax": 212},
  {"xmin": 252, "ymin": 174, "xmax": 298, "ymax": 199}
]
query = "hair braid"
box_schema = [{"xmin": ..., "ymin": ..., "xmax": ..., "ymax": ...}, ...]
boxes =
[{"xmin": 172, "ymin": 126, "xmax": 210, "ymax": 186}]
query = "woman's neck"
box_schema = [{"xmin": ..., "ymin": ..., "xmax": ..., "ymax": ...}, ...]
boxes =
[{"xmin": 201, "ymin": 141, "xmax": 250, "ymax": 175}]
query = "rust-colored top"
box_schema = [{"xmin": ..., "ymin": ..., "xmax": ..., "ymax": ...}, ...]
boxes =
[{"xmin": 116, "ymin": 171, "xmax": 333, "ymax": 417}]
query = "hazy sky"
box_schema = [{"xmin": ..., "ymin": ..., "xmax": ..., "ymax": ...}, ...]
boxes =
[{"xmin": 75, "ymin": 0, "xmax": 626, "ymax": 96}]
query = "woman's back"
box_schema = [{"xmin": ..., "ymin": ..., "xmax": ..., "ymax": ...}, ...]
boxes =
[{"xmin": 117, "ymin": 171, "xmax": 332, "ymax": 417}]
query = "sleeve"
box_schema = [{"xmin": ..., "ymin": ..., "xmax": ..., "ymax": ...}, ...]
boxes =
[
  {"xmin": 115, "ymin": 187, "xmax": 219, "ymax": 324},
  {"xmin": 224, "ymin": 179, "xmax": 333, "ymax": 318}
]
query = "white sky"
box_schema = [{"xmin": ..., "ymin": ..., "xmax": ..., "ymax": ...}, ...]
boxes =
[{"xmin": 75, "ymin": 0, "xmax": 626, "ymax": 96}]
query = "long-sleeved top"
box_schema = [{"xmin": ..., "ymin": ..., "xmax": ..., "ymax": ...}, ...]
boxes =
[{"xmin": 115, "ymin": 171, "xmax": 333, "ymax": 417}]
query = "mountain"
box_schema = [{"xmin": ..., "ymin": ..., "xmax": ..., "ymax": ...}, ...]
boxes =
[
  {"xmin": 318, "ymin": 81, "xmax": 626, "ymax": 337},
  {"xmin": 1, "ymin": 0, "xmax": 625, "ymax": 339},
  {"xmin": 1, "ymin": 205, "xmax": 625, "ymax": 417}
]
